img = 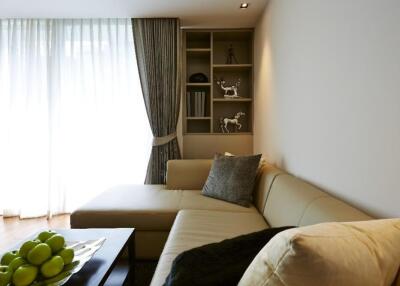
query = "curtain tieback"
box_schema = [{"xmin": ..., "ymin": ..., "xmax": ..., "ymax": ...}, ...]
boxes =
[{"xmin": 152, "ymin": 132, "xmax": 177, "ymax": 146}]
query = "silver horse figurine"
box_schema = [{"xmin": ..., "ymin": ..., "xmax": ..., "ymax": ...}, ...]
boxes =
[{"xmin": 220, "ymin": 112, "xmax": 246, "ymax": 133}]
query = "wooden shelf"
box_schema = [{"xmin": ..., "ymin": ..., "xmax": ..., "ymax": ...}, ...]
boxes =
[
  {"xmin": 187, "ymin": 48, "xmax": 211, "ymax": 53},
  {"xmin": 212, "ymin": 132, "xmax": 253, "ymax": 135},
  {"xmin": 186, "ymin": 83, "xmax": 212, "ymax": 86},
  {"xmin": 184, "ymin": 132, "xmax": 253, "ymax": 135},
  {"xmin": 213, "ymin": 98, "xmax": 252, "ymax": 102},
  {"xmin": 213, "ymin": 64, "xmax": 252, "ymax": 71},
  {"xmin": 187, "ymin": 117, "xmax": 211, "ymax": 120},
  {"xmin": 183, "ymin": 132, "xmax": 213, "ymax": 135}
]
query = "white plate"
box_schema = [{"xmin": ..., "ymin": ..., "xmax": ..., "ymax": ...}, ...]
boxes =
[{"xmin": 31, "ymin": 238, "xmax": 106, "ymax": 286}]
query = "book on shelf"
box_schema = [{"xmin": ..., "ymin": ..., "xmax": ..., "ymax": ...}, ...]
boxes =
[
  {"xmin": 200, "ymin": 91, "xmax": 205, "ymax": 116},
  {"xmin": 187, "ymin": 91, "xmax": 207, "ymax": 117},
  {"xmin": 186, "ymin": 92, "xmax": 191, "ymax": 116},
  {"xmin": 195, "ymin": 91, "xmax": 199, "ymax": 116},
  {"xmin": 194, "ymin": 91, "xmax": 198, "ymax": 117},
  {"xmin": 202, "ymin": 91, "xmax": 206, "ymax": 115}
]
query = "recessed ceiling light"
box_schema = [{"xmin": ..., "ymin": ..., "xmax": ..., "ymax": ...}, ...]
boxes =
[{"xmin": 240, "ymin": 3, "xmax": 249, "ymax": 9}]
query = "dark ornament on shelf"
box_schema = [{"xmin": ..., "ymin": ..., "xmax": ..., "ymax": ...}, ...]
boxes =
[
  {"xmin": 189, "ymin": 73, "xmax": 209, "ymax": 83},
  {"xmin": 226, "ymin": 44, "xmax": 239, "ymax": 64}
]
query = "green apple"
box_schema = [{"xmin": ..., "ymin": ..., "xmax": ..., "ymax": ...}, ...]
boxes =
[
  {"xmin": 45, "ymin": 235, "xmax": 65, "ymax": 253},
  {"xmin": 12, "ymin": 265, "xmax": 38, "ymax": 286},
  {"xmin": 57, "ymin": 247, "xmax": 74, "ymax": 265},
  {"xmin": 42, "ymin": 270, "xmax": 71, "ymax": 284},
  {"xmin": 27, "ymin": 243, "xmax": 51, "ymax": 265},
  {"xmin": 19, "ymin": 240, "xmax": 40, "ymax": 258},
  {"xmin": 40, "ymin": 256, "xmax": 64, "ymax": 278},
  {"xmin": 1, "ymin": 250, "xmax": 19, "ymax": 265},
  {"xmin": 8, "ymin": 257, "xmax": 27, "ymax": 272},
  {"xmin": 63, "ymin": 260, "xmax": 79, "ymax": 272},
  {"xmin": 0, "ymin": 265, "xmax": 12, "ymax": 286},
  {"xmin": 37, "ymin": 230, "xmax": 57, "ymax": 243}
]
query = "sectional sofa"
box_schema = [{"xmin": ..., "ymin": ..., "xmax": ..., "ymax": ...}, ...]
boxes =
[{"xmin": 70, "ymin": 159, "xmax": 372, "ymax": 285}]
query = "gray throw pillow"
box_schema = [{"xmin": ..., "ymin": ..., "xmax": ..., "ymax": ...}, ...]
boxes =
[{"xmin": 202, "ymin": 153, "xmax": 262, "ymax": 207}]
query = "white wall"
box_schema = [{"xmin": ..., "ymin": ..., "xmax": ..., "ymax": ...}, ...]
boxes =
[
  {"xmin": 0, "ymin": 0, "xmax": 267, "ymax": 28},
  {"xmin": 254, "ymin": 0, "xmax": 400, "ymax": 218}
]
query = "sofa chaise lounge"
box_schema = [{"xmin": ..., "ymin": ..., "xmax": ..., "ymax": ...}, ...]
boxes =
[{"xmin": 70, "ymin": 159, "xmax": 372, "ymax": 285}]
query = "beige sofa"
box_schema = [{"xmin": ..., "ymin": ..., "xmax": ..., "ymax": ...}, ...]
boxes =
[{"xmin": 71, "ymin": 159, "xmax": 372, "ymax": 285}]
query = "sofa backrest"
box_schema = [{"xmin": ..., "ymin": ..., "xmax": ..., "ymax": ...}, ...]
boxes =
[
  {"xmin": 167, "ymin": 159, "xmax": 213, "ymax": 190},
  {"xmin": 253, "ymin": 163, "xmax": 286, "ymax": 212},
  {"xmin": 254, "ymin": 166, "xmax": 373, "ymax": 227},
  {"xmin": 167, "ymin": 159, "xmax": 373, "ymax": 226}
]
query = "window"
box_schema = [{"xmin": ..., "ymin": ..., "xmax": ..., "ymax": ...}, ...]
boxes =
[{"xmin": 0, "ymin": 19, "xmax": 152, "ymax": 218}]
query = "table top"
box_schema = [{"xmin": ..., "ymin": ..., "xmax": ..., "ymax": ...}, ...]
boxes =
[{"xmin": 5, "ymin": 228, "xmax": 134, "ymax": 286}]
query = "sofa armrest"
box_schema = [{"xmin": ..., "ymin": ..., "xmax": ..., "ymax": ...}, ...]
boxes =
[{"xmin": 166, "ymin": 159, "xmax": 213, "ymax": 190}]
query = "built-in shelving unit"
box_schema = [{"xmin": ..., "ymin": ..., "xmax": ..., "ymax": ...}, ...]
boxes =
[
  {"xmin": 183, "ymin": 29, "xmax": 253, "ymax": 134},
  {"xmin": 182, "ymin": 29, "xmax": 254, "ymax": 158}
]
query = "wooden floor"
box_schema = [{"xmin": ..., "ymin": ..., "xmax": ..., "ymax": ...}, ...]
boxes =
[{"xmin": 0, "ymin": 214, "xmax": 70, "ymax": 252}]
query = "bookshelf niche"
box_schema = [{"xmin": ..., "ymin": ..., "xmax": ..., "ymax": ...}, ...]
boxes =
[{"xmin": 183, "ymin": 29, "xmax": 253, "ymax": 135}]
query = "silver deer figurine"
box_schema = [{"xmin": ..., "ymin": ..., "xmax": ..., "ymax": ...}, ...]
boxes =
[{"xmin": 216, "ymin": 78, "xmax": 241, "ymax": 98}]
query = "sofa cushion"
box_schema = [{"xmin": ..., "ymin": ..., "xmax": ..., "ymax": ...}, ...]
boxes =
[
  {"xmin": 150, "ymin": 209, "xmax": 268, "ymax": 286},
  {"xmin": 239, "ymin": 219, "xmax": 400, "ymax": 286},
  {"xmin": 202, "ymin": 154, "xmax": 262, "ymax": 207},
  {"xmin": 70, "ymin": 184, "xmax": 181, "ymax": 231},
  {"xmin": 180, "ymin": 190, "xmax": 258, "ymax": 213},
  {"xmin": 164, "ymin": 226, "xmax": 294, "ymax": 286}
]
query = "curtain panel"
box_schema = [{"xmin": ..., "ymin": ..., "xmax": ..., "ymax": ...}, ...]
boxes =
[
  {"xmin": 0, "ymin": 19, "xmax": 151, "ymax": 218},
  {"xmin": 132, "ymin": 18, "xmax": 181, "ymax": 184}
]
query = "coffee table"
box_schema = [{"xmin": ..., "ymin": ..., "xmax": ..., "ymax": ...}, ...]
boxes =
[{"xmin": 7, "ymin": 228, "xmax": 135, "ymax": 286}]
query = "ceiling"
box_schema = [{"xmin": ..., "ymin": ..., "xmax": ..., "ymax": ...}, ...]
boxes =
[{"xmin": 0, "ymin": 0, "xmax": 268, "ymax": 28}]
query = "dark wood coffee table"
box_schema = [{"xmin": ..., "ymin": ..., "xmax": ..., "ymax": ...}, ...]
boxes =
[{"xmin": 7, "ymin": 228, "xmax": 135, "ymax": 286}]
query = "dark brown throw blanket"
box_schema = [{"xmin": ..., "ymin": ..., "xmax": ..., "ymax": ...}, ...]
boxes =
[{"xmin": 163, "ymin": 226, "xmax": 294, "ymax": 286}]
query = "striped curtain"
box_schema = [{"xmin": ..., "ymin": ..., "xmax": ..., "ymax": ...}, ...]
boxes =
[{"xmin": 132, "ymin": 18, "xmax": 181, "ymax": 184}]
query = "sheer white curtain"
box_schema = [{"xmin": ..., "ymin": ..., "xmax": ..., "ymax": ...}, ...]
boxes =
[{"xmin": 0, "ymin": 19, "xmax": 152, "ymax": 218}]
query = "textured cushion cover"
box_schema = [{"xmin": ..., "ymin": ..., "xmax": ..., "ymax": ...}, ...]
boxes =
[
  {"xmin": 163, "ymin": 227, "xmax": 294, "ymax": 286},
  {"xmin": 202, "ymin": 154, "xmax": 261, "ymax": 207},
  {"xmin": 239, "ymin": 219, "xmax": 400, "ymax": 286}
]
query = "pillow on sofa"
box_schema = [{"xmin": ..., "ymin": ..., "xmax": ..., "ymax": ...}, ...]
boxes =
[
  {"xmin": 224, "ymin": 151, "xmax": 268, "ymax": 173},
  {"xmin": 163, "ymin": 226, "xmax": 294, "ymax": 286},
  {"xmin": 239, "ymin": 219, "xmax": 400, "ymax": 286},
  {"xmin": 202, "ymin": 153, "xmax": 262, "ymax": 207}
]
